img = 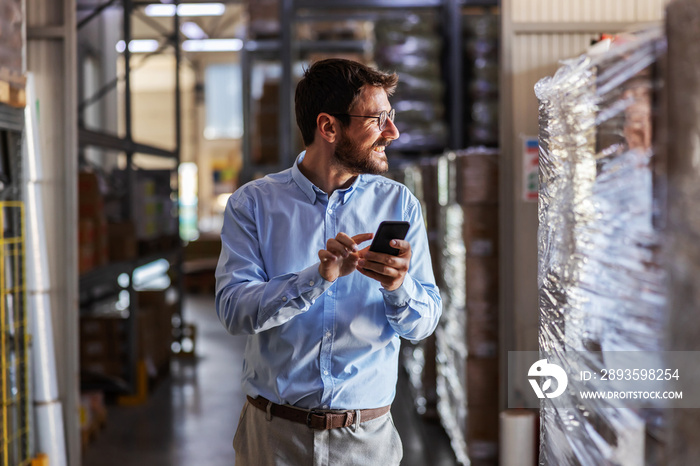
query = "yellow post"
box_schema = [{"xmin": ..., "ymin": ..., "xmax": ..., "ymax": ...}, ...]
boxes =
[
  {"xmin": 118, "ymin": 360, "xmax": 150, "ymax": 406},
  {"xmin": 31, "ymin": 452, "xmax": 49, "ymax": 466}
]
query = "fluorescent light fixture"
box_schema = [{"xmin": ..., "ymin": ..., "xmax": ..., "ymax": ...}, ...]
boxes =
[
  {"xmin": 178, "ymin": 3, "xmax": 225, "ymax": 16},
  {"xmin": 115, "ymin": 39, "xmax": 160, "ymax": 53},
  {"xmin": 181, "ymin": 21, "xmax": 208, "ymax": 40},
  {"xmin": 182, "ymin": 38, "xmax": 243, "ymax": 52},
  {"xmin": 144, "ymin": 3, "xmax": 225, "ymax": 17},
  {"xmin": 144, "ymin": 4, "xmax": 176, "ymax": 16}
]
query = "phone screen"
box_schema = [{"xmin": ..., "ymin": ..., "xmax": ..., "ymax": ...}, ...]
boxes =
[{"xmin": 369, "ymin": 221, "xmax": 410, "ymax": 256}]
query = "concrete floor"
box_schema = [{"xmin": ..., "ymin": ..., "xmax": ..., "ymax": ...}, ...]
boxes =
[{"xmin": 83, "ymin": 294, "xmax": 457, "ymax": 466}]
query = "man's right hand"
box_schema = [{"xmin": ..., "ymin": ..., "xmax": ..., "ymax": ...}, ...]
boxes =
[{"xmin": 318, "ymin": 232, "xmax": 373, "ymax": 283}]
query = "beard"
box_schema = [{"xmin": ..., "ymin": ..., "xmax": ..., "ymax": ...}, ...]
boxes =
[{"xmin": 332, "ymin": 130, "xmax": 391, "ymax": 176}]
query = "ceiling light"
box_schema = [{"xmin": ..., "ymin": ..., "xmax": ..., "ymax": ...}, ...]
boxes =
[
  {"xmin": 144, "ymin": 4, "xmax": 176, "ymax": 16},
  {"xmin": 181, "ymin": 21, "xmax": 208, "ymax": 40},
  {"xmin": 178, "ymin": 3, "xmax": 225, "ymax": 16},
  {"xmin": 144, "ymin": 3, "xmax": 225, "ymax": 17},
  {"xmin": 182, "ymin": 39, "xmax": 243, "ymax": 52},
  {"xmin": 115, "ymin": 39, "xmax": 160, "ymax": 53}
]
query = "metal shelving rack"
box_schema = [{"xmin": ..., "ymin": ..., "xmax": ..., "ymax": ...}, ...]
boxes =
[
  {"xmin": 76, "ymin": 0, "xmax": 183, "ymax": 395},
  {"xmin": 240, "ymin": 0, "xmax": 498, "ymax": 182},
  {"xmin": 0, "ymin": 105, "xmax": 31, "ymax": 465}
]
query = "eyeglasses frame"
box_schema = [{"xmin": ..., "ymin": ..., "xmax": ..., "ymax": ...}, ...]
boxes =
[{"xmin": 329, "ymin": 108, "xmax": 395, "ymax": 131}]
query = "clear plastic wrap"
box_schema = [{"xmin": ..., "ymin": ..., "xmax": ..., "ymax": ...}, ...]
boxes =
[{"xmin": 536, "ymin": 28, "xmax": 668, "ymax": 465}]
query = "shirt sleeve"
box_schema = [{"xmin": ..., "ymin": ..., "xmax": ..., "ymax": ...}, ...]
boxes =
[
  {"xmin": 380, "ymin": 196, "xmax": 442, "ymax": 341},
  {"xmin": 215, "ymin": 193, "xmax": 333, "ymax": 335}
]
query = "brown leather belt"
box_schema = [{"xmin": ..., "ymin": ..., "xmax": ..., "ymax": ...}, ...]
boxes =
[{"xmin": 246, "ymin": 395, "xmax": 391, "ymax": 430}]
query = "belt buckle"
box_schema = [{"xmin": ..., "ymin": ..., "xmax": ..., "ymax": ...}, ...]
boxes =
[{"xmin": 306, "ymin": 410, "xmax": 325, "ymax": 428}]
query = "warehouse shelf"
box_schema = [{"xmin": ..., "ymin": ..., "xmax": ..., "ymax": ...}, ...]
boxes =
[
  {"xmin": 0, "ymin": 105, "xmax": 24, "ymax": 133},
  {"xmin": 241, "ymin": 0, "xmax": 475, "ymax": 182},
  {"xmin": 79, "ymin": 248, "xmax": 181, "ymax": 294},
  {"xmin": 245, "ymin": 39, "xmax": 370, "ymax": 53},
  {"xmin": 295, "ymin": 0, "xmax": 445, "ymax": 8},
  {"xmin": 76, "ymin": 0, "xmax": 184, "ymax": 396},
  {"xmin": 79, "ymin": 127, "xmax": 177, "ymax": 159}
]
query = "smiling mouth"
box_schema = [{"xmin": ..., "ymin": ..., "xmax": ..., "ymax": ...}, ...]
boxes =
[{"xmin": 373, "ymin": 139, "xmax": 392, "ymax": 153}]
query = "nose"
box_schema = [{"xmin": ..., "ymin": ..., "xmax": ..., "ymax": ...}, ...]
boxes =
[{"xmin": 382, "ymin": 116, "xmax": 400, "ymax": 140}]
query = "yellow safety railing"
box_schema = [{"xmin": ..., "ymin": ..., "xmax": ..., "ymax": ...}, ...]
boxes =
[{"xmin": 0, "ymin": 202, "xmax": 31, "ymax": 466}]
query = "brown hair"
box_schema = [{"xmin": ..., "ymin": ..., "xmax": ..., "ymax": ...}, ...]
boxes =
[{"xmin": 294, "ymin": 58, "xmax": 398, "ymax": 146}]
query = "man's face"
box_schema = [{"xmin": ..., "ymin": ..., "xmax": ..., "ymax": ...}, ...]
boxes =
[{"xmin": 332, "ymin": 86, "xmax": 400, "ymax": 175}]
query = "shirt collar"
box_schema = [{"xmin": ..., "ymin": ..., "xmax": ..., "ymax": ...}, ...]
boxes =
[
  {"xmin": 291, "ymin": 151, "xmax": 320, "ymax": 204},
  {"xmin": 338, "ymin": 176, "xmax": 361, "ymax": 204},
  {"xmin": 291, "ymin": 151, "xmax": 363, "ymax": 205}
]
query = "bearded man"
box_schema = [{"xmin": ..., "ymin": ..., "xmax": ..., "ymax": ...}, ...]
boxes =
[{"xmin": 215, "ymin": 58, "xmax": 442, "ymax": 466}]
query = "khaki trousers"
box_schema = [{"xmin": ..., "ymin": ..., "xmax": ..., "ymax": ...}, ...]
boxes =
[{"xmin": 233, "ymin": 400, "xmax": 403, "ymax": 466}]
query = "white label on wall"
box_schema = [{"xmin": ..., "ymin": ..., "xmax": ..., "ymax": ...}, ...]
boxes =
[{"xmin": 522, "ymin": 136, "xmax": 539, "ymax": 202}]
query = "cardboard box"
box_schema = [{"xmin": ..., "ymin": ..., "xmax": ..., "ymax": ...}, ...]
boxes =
[
  {"xmin": 462, "ymin": 205, "xmax": 499, "ymax": 257},
  {"xmin": 466, "ymin": 301, "xmax": 499, "ymax": 358},
  {"xmin": 248, "ymin": 0, "xmax": 280, "ymax": 39},
  {"xmin": 466, "ymin": 257, "xmax": 499, "ymax": 302},
  {"xmin": 466, "ymin": 357, "xmax": 499, "ymax": 408},
  {"xmin": 94, "ymin": 215, "xmax": 109, "ymax": 267},
  {"xmin": 78, "ymin": 172, "xmax": 105, "ymax": 218},
  {"xmin": 456, "ymin": 152, "xmax": 498, "ymax": 204},
  {"xmin": 467, "ymin": 405, "xmax": 500, "ymax": 441},
  {"xmin": 79, "ymin": 218, "xmax": 95, "ymax": 275},
  {"xmin": 81, "ymin": 359, "xmax": 126, "ymax": 379},
  {"xmin": 107, "ymin": 222, "xmax": 137, "ymax": 262}
]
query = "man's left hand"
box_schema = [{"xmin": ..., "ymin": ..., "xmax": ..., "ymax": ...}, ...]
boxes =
[{"xmin": 356, "ymin": 239, "xmax": 411, "ymax": 291}]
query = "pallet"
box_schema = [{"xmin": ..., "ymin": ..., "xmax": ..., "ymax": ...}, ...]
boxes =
[{"xmin": 0, "ymin": 67, "xmax": 26, "ymax": 108}]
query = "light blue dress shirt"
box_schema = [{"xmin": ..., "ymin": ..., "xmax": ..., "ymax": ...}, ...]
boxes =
[{"xmin": 215, "ymin": 152, "xmax": 442, "ymax": 410}]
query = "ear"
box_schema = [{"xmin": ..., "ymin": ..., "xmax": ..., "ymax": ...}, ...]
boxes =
[{"xmin": 316, "ymin": 113, "xmax": 339, "ymax": 144}]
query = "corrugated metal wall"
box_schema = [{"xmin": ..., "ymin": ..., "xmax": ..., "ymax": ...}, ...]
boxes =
[
  {"xmin": 509, "ymin": 0, "xmax": 667, "ymax": 22},
  {"xmin": 499, "ymin": 0, "xmax": 669, "ymax": 407}
]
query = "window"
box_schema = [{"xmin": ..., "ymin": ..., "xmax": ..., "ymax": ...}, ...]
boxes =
[{"xmin": 204, "ymin": 63, "xmax": 243, "ymax": 139}]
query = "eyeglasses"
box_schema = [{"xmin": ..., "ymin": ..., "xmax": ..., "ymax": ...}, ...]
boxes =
[{"xmin": 331, "ymin": 108, "xmax": 395, "ymax": 131}]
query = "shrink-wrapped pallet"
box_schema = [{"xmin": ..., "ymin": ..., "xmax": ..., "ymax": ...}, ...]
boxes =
[{"xmin": 536, "ymin": 28, "xmax": 668, "ymax": 465}]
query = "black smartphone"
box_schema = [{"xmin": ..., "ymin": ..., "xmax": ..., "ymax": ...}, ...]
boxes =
[{"xmin": 369, "ymin": 221, "xmax": 410, "ymax": 256}]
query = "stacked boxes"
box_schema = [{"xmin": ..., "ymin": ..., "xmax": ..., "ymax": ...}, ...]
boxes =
[
  {"xmin": 248, "ymin": 0, "xmax": 280, "ymax": 40},
  {"xmin": 462, "ymin": 12, "xmax": 499, "ymax": 147},
  {"xmin": 0, "ymin": 0, "xmax": 25, "ymax": 108},
  {"xmin": 106, "ymin": 221, "xmax": 137, "ymax": 263},
  {"xmin": 375, "ymin": 13, "xmax": 447, "ymax": 153},
  {"xmin": 387, "ymin": 150, "xmax": 499, "ymax": 465},
  {"xmin": 130, "ymin": 170, "xmax": 178, "ymax": 252},
  {"xmin": 456, "ymin": 148, "xmax": 499, "ymax": 465},
  {"xmin": 78, "ymin": 172, "xmax": 109, "ymax": 274},
  {"xmin": 79, "ymin": 315, "xmax": 128, "ymax": 379},
  {"xmin": 137, "ymin": 289, "xmax": 178, "ymax": 373},
  {"xmin": 80, "ymin": 288, "xmax": 176, "ymax": 384},
  {"xmin": 79, "ymin": 390, "xmax": 107, "ymax": 448}
]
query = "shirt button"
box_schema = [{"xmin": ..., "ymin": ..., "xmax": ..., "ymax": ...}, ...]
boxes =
[
  {"xmin": 309, "ymin": 280, "xmax": 314, "ymax": 286},
  {"xmin": 323, "ymin": 405, "xmax": 329, "ymax": 409},
  {"xmin": 323, "ymin": 370, "xmax": 329, "ymax": 376},
  {"xmin": 328, "ymin": 209, "xmax": 333, "ymax": 215},
  {"xmin": 282, "ymin": 296, "xmax": 287, "ymax": 302},
  {"xmin": 328, "ymin": 290, "xmax": 333, "ymax": 296},
  {"xmin": 325, "ymin": 331, "xmax": 331, "ymax": 338}
]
